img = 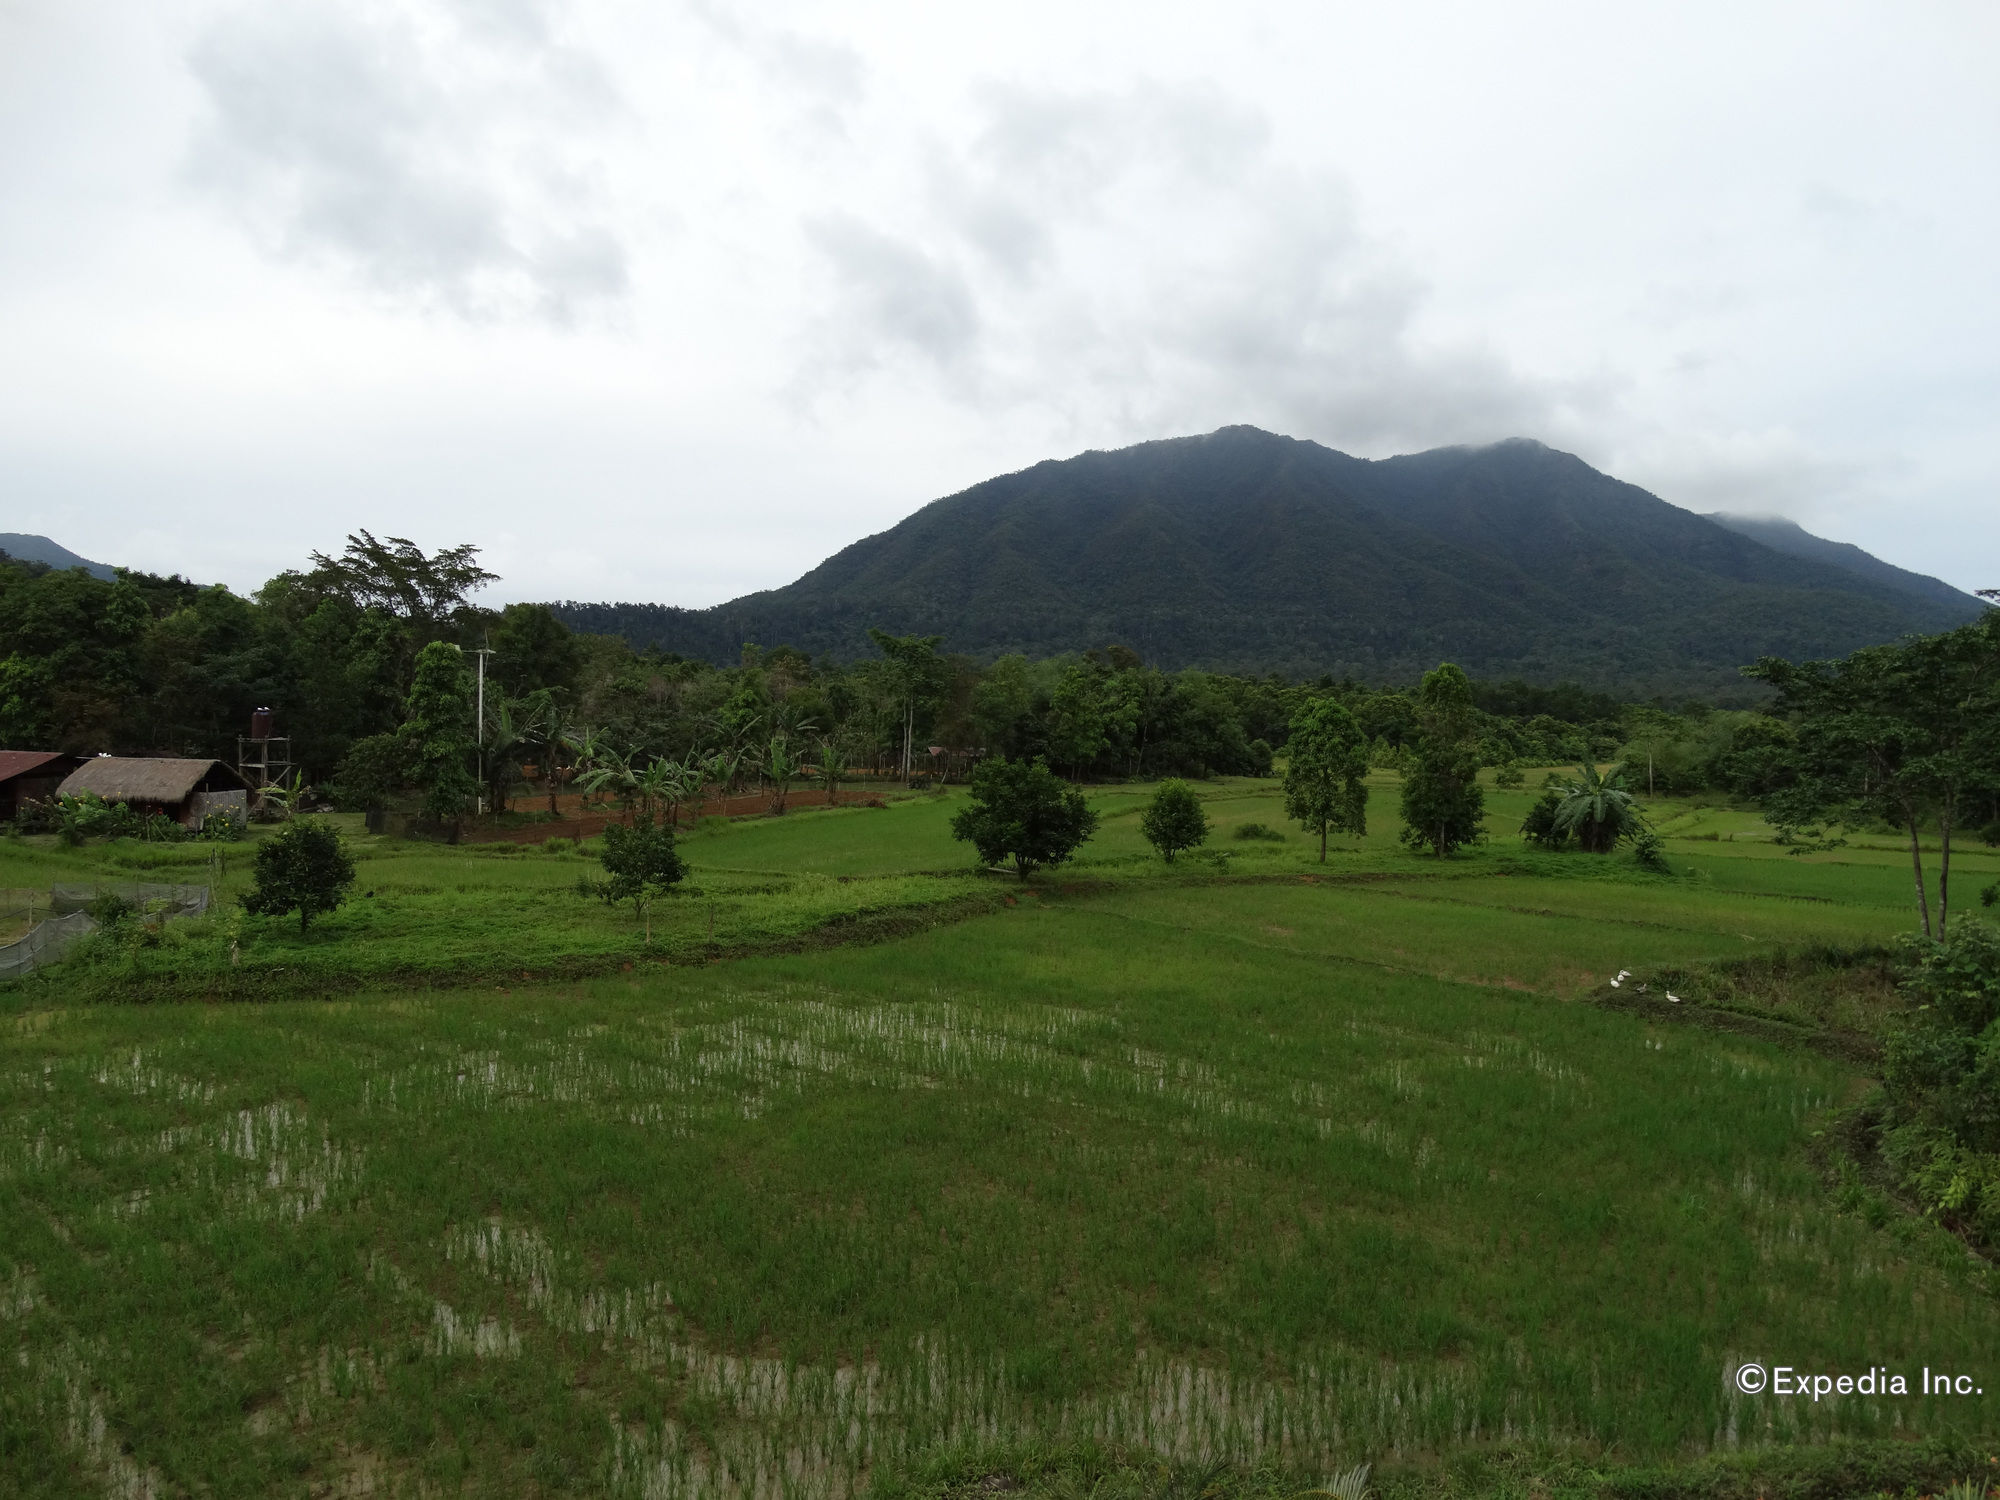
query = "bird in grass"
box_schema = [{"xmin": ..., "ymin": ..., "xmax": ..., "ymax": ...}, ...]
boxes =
[{"xmin": 1610, "ymin": 969, "xmax": 1631, "ymax": 988}]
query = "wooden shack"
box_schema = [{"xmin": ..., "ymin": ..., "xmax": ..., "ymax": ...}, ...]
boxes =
[{"xmin": 0, "ymin": 751, "xmax": 86, "ymax": 821}]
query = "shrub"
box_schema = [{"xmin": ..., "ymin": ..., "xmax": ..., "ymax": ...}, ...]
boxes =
[
  {"xmin": 950, "ymin": 756, "xmax": 1098, "ymax": 880},
  {"xmin": 1140, "ymin": 780, "xmax": 1210, "ymax": 863},
  {"xmin": 241, "ymin": 820, "xmax": 357, "ymax": 933},
  {"xmin": 1632, "ymin": 830, "xmax": 1670, "ymax": 873},
  {"xmin": 584, "ymin": 813, "xmax": 686, "ymax": 941},
  {"xmin": 1520, "ymin": 789, "xmax": 1568, "ymax": 850},
  {"xmin": 1232, "ymin": 822, "xmax": 1285, "ymax": 842},
  {"xmin": 1493, "ymin": 762, "xmax": 1525, "ymax": 788},
  {"xmin": 199, "ymin": 811, "xmax": 244, "ymax": 842},
  {"xmin": 1875, "ymin": 922, "xmax": 2000, "ymax": 1249}
]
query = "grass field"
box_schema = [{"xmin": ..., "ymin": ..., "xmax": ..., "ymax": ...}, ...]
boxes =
[{"xmin": 3, "ymin": 772, "xmax": 1998, "ymax": 1498}]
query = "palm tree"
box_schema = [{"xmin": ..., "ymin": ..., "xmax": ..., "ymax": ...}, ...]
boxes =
[{"xmin": 1553, "ymin": 762, "xmax": 1644, "ymax": 853}]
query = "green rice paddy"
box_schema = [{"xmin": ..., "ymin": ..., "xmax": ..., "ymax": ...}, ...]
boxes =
[{"xmin": 2, "ymin": 772, "xmax": 1997, "ymax": 1497}]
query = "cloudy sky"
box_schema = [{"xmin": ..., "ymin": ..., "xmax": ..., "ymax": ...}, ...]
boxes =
[{"xmin": 3, "ymin": 0, "xmax": 1996, "ymax": 605}]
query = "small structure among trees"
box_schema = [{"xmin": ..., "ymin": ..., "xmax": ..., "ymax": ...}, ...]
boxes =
[{"xmin": 56, "ymin": 757, "xmax": 248, "ymax": 830}]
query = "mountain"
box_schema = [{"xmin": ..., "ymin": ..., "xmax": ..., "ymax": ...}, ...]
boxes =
[
  {"xmin": 552, "ymin": 427, "xmax": 1987, "ymax": 694},
  {"xmin": 0, "ymin": 533, "xmax": 115, "ymax": 580},
  {"xmin": 1703, "ymin": 513, "xmax": 1975, "ymax": 614}
]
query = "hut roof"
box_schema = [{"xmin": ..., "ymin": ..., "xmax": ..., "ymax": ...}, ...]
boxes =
[
  {"xmin": 0, "ymin": 751, "xmax": 74, "ymax": 784},
  {"xmin": 58, "ymin": 757, "xmax": 248, "ymax": 804}
]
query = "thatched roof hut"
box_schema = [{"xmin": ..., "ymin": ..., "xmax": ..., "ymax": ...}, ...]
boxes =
[{"xmin": 57, "ymin": 757, "xmax": 249, "ymax": 826}]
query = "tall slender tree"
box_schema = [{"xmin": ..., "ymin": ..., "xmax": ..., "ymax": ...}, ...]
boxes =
[
  {"xmin": 1282, "ymin": 698, "xmax": 1370, "ymax": 862},
  {"xmin": 1399, "ymin": 662, "xmax": 1486, "ymax": 857}
]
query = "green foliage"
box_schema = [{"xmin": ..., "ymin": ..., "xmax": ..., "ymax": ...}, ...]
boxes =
[
  {"xmin": 950, "ymin": 756, "xmax": 1098, "ymax": 879},
  {"xmin": 1877, "ymin": 922, "xmax": 2000, "ymax": 1250},
  {"xmin": 198, "ymin": 811, "xmax": 243, "ymax": 842},
  {"xmin": 1493, "ymin": 761, "xmax": 1525, "ymax": 788},
  {"xmin": 1139, "ymin": 780, "xmax": 1209, "ymax": 862},
  {"xmin": 1748, "ymin": 610, "xmax": 2000, "ymax": 936},
  {"xmin": 1400, "ymin": 663, "xmax": 1486, "ymax": 858},
  {"xmin": 1282, "ymin": 698, "xmax": 1368, "ymax": 862},
  {"xmin": 1519, "ymin": 788, "xmax": 1567, "ymax": 850},
  {"xmin": 240, "ymin": 819, "xmax": 356, "ymax": 932},
  {"xmin": 1632, "ymin": 829, "xmax": 1670, "ymax": 872},
  {"xmin": 588, "ymin": 813, "xmax": 686, "ymax": 940},
  {"xmin": 540, "ymin": 429, "xmax": 1983, "ymax": 692},
  {"xmin": 1232, "ymin": 821, "xmax": 1285, "ymax": 842},
  {"xmin": 331, "ymin": 731, "xmax": 408, "ymax": 812},
  {"xmin": 403, "ymin": 641, "xmax": 478, "ymax": 823},
  {"xmin": 1551, "ymin": 762, "xmax": 1645, "ymax": 853}
]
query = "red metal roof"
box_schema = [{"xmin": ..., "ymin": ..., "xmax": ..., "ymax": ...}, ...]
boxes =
[{"xmin": 0, "ymin": 751, "xmax": 73, "ymax": 783}]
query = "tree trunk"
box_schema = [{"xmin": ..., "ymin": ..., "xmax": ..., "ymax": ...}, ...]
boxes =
[
  {"xmin": 1319, "ymin": 824, "xmax": 1327, "ymax": 863},
  {"xmin": 1938, "ymin": 802, "xmax": 1955, "ymax": 939},
  {"xmin": 1907, "ymin": 816, "xmax": 1933, "ymax": 938}
]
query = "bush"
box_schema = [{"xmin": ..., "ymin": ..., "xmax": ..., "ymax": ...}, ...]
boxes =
[
  {"xmin": 583, "ymin": 814, "xmax": 685, "ymax": 942},
  {"xmin": 199, "ymin": 811, "xmax": 244, "ymax": 842},
  {"xmin": 241, "ymin": 820, "xmax": 357, "ymax": 933},
  {"xmin": 950, "ymin": 756, "xmax": 1098, "ymax": 880},
  {"xmin": 1632, "ymin": 830, "xmax": 1670, "ymax": 873},
  {"xmin": 1520, "ymin": 788, "xmax": 1568, "ymax": 850},
  {"xmin": 1875, "ymin": 922, "xmax": 2000, "ymax": 1250},
  {"xmin": 1232, "ymin": 822, "xmax": 1285, "ymax": 842},
  {"xmin": 1140, "ymin": 780, "xmax": 1210, "ymax": 863},
  {"xmin": 1493, "ymin": 761, "xmax": 1525, "ymax": 788}
]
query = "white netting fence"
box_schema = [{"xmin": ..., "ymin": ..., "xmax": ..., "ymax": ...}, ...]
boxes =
[{"xmin": 0, "ymin": 884, "xmax": 210, "ymax": 982}]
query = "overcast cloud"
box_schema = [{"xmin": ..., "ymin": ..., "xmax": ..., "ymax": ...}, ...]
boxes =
[{"xmin": 1, "ymin": 0, "xmax": 1994, "ymax": 604}]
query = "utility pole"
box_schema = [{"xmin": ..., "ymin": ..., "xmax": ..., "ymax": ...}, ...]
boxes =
[{"xmin": 470, "ymin": 642, "xmax": 496, "ymax": 816}]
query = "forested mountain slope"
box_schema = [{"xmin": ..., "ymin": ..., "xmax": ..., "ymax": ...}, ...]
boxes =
[{"xmin": 554, "ymin": 428, "xmax": 1985, "ymax": 693}]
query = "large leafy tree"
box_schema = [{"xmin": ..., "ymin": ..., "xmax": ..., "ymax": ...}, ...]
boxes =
[
  {"xmin": 241, "ymin": 820, "xmax": 356, "ymax": 933},
  {"xmin": 1399, "ymin": 662, "xmax": 1486, "ymax": 857},
  {"xmin": 1140, "ymin": 779, "xmax": 1210, "ymax": 863},
  {"xmin": 1748, "ymin": 610, "xmax": 2000, "ymax": 936},
  {"xmin": 304, "ymin": 531, "xmax": 497, "ymax": 636},
  {"xmin": 1282, "ymin": 698, "xmax": 1370, "ymax": 862},
  {"xmin": 950, "ymin": 756, "xmax": 1099, "ymax": 879}
]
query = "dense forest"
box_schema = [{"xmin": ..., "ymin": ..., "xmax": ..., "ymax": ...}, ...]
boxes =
[
  {"xmin": 550, "ymin": 427, "xmax": 1985, "ymax": 695},
  {"xmin": 0, "ymin": 533, "xmax": 1889, "ymax": 813}
]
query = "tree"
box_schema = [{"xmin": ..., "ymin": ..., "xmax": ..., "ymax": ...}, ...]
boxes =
[
  {"xmin": 334, "ymin": 732, "xmax": 408, "ymax": 819},
  {"xmin": 304, "ymin": 531, "xmax": 496, "ymax": 636},
  {"xmin": 1552, "ymin": 762, "xmax": 1645, "ymax": 853},
  {"xmin": 1140, "ymin": 779, "xmax": 1210, "ymax": 862},
  {"xmin": 1282, "ymin": 698, "xmax": 1370, "ymax": 862},
  {"xmin": 402, "ymin": 641, "xmax": 478, "ymax": 826},
  {"xmin": 590, "ymin": 813, "xmax": 686, "ymax": 943},
  {"xmin": 867, "ymin": 628, "xmax": 948, "ymax": 785},
  {"xmin": 950, "ymin": 756, "xmax": 1099, "ymax": 879},
  {"xmin": 1748, "ymin": 611, "xmax": 2000, "ymax": 936},
  {"xmin": 241, "ymin": 820, "xmax": 356, "ymax": 933},
  {"xmin": 1048, "ymin": 662, "xmax": 1109, "ymax": 779},
  {"xmin": 1400, "ymin": 662, "xmax": 1486, "ymax": 857}
]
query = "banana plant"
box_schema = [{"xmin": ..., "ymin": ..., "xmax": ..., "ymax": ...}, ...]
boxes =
[
  {"xmin": 764, "ymin": 733, "xmax": 806, "ymax": 815},
  {"xmin": 808, "ymin": 736, "xmax": 848, "ymax": 806}
]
